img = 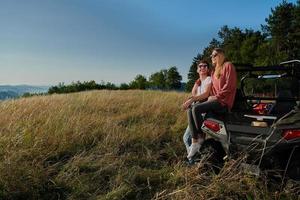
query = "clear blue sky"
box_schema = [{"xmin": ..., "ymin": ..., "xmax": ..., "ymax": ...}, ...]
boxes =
[{"xmin": 0, "ymin": 0, "xmax": 296, "ymax": 85}]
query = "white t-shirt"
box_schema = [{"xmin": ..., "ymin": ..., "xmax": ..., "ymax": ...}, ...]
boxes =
[{"xmin": 197, "ymin": 76, "xmax": 212, "ymax": 95}]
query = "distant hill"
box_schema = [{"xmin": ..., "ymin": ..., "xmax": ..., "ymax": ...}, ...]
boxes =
[
  {"xmin": 0, "ymin": 91, "xmax": 19, "ymax": 100},
  {"xmin": 0, "ymin": 85, "xmax": 49, "ymax": 100}
]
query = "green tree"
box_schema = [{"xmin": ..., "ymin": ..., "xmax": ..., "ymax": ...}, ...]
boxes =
[
  {"xmin": 262, "ymin": 0, "xmax": 295, "ymax": 60},
  {"xmin": 240, "ymin": 30, "xmax": 266, "ymax": 65},
  {"xmin": 290, "ymin": 0, "xmax": 300, "ymax": 58},
  {"xmin": 202, "ymin": 38, "xmax": 221, "ymax": 61},
  {"xmin": 218, "ymin": 26, "xmax": 245, "ymax": 63},
  {"xmin": 149, "ymin": 70, "xmax": 167, "ymax": 90},
  {"xmin": 85, "ymin": 80, "xmax": 98, "ymax": 90},
  {"xmin": 48, "ymin": 86, "xmax": 59, "ymax": 94},
  {"xmin": 119, "ymin": 83, "xmax": 130, "ymax": 90},
  {"xmin": 166, "ymin": 66, "xmax": 182, "ymax": 90},
  {"xmin": 186, "ymin": 54, "xmax": 202, "ymax": 92},
  {"xmin": 105, "ymin": 82, "xmax": 117, "ymax": 90},
  {"xmin": 254, "ymin": 41, "xmax": 279, "ymax": 65},
  {"xmin": 129, "ymin": 74, "xmax": 148, "ymax": 89}
]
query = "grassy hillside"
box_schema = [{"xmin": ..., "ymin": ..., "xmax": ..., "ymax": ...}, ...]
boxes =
[{"xmin": 0, "ymin": 90, "xmax": 298, "ymax": 200}]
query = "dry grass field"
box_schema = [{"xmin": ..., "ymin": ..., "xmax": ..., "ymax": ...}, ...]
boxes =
[{"xmin": 0, "ymin": 90, "xmax": 298, "ymax": 200}]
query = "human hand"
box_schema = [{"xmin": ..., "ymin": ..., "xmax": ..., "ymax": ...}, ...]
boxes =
[
  {"xmin": 207, "ymin": 96, "xmax": 217, "ymax": 102},
  {"xmin": 182, "ymin": 98, "xmax": 193, "ymax": 110}
]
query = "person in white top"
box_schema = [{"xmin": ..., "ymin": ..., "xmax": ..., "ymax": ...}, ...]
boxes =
[{"xmin": 182, "ymin": 60, "xmax": 212, "ymax": 157}]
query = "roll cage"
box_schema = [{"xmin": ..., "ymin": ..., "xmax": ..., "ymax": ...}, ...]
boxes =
[{"xmin": 235, "ymin": 60, "xmax": 300, "ymax": 103}]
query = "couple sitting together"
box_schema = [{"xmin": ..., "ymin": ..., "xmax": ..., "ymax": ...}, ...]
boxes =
[{"xmin": 182, "ymin": 48, "xmax": 237, "ymax": 160}]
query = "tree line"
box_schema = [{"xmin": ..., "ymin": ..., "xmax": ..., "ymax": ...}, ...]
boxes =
[
  {"xmin": 47, "ymin": 66, "xmax": 182, "ymax": 94},
  {"xmin": 48, "ymin": 1, "xmax": 299, "ymax": 95}
]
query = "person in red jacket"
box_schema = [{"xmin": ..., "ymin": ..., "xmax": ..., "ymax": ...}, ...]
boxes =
[{"xmin": 187, "ymin": 48, "xmax": 237, "ymax": 159}]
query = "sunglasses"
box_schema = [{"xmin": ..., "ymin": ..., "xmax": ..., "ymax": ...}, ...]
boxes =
[
  {"xmin": 198, "ymin": 64, "xmax": 208, "ymax": 68},
  {"xmin": 210, "ymin": 53, "xmax": 218, "ymax": 58}
]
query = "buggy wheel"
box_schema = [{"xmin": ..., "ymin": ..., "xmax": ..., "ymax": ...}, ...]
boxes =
[
  {"xmin": 287, "ymin": 159, "xmax": 300, "ymax": 181},
  {"xmin": 199, "ymin": 140, "xmax": 225, "ymax": 174}
]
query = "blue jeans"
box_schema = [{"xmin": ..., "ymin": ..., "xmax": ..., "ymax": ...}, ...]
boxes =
[{"xmin": 183, "ymin": 126, "xmax": 192, "ymax": 154}]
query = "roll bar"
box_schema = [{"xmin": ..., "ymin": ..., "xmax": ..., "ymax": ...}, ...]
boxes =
[
  {"xmin": 237, "ymin": 60, "xmax": 300, "ymax": 101},
  {"xmin": 235, "ymin": 60, "xmax": 300, "ymax": 73}
]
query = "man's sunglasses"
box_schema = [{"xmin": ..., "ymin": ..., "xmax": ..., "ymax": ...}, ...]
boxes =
[{"xmin": 198, "ymin": 64, "xmax": 208, "ymax": 68}]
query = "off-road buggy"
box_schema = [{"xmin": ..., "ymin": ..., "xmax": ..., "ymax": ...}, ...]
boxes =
[{"xmin": 197, "ymin": 60, "xmax": 300, "ymax": 181}]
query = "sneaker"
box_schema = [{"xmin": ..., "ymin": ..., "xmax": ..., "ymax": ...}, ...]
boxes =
[
  {"xmin": 186, "ymin": 146, "xmax": 191, "ymax": 155},
  {"xmin": 186, "ymin": 158, "xmax": 195, "ymax": 166},
  {"xmin": 187, "ymin": 142, "xmax": 201, "ymax": 159},
  {"xmin": 185, "ymin": 146, "xmax": 191, "ymax": 155}
]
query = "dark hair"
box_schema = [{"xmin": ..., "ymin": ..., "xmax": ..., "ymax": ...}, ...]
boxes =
[
  {"xmin": 197, "ymin": 59, "xmax": 211, "ymax": 76},
  {"xmin": 197, "ymin": 60, "xmax": 210, "ymax": 68}
]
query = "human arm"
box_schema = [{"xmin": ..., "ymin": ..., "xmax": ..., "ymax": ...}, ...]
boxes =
[
  {"xmin": 207, "ymin": 95, "xmax": 217, "ymax": 102},
  {"xmin": 215, "ymin": 62, "xmax": 237, "ymax": 105},
  {"xmin": 182, "ymin": 79, "xmax": 212, "ymax": 109},
  {"xmin": 191, "ymin": 80, "xmax": 200, "ymax": 96},
  {"xmin": 182, "ymin": 80, "xmax": 200, "ymax": 110},
  {"xmin": 191, "ymin": 82, "xmax": 211, "ymax": 102}
]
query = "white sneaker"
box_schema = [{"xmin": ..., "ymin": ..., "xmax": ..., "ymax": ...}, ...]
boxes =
[
  {"xmin": 187, "ymin": 142, "xmax": 201, "ymax": 159},
  {"xmin": 186, "ymin": 146, "xmax": 191, "ymax": 155}
]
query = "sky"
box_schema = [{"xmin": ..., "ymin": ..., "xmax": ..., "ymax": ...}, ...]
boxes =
[{"xmin": 0, "ymin": 0, "xmax": 297, "ymax": 86}]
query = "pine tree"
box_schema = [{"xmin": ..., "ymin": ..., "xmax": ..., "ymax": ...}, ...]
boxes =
[
  {"xmin": 218, "ymin": 26, "xmax": 245, "ymax": 63},
  {"xmin": 202, "ymin": 38, "xmax": 221, "ymax": 61},
  {"xmin": 263, "ymin": 1, "xmax": 295, "ymax": 60},
  {"xmin": 290, "ymin": 0, "xmax": 300, "ymax": 58},
  {"xmin": 185, "ymin": 54, "xmax": 202, "ymax": 92},
  {"xmin": 166, "ymin": 66, "xmax": 182, "ymax": 90}
]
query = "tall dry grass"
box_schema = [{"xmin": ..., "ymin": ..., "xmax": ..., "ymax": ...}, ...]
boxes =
[{"xmin": 0, "ymin": 90, "xmax": 298, "ymax": 200}]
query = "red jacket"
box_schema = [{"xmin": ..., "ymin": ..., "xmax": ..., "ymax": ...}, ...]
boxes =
[{"xmin": 211, "ymin": 62, "xmax": 237, "ymax": 110}]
